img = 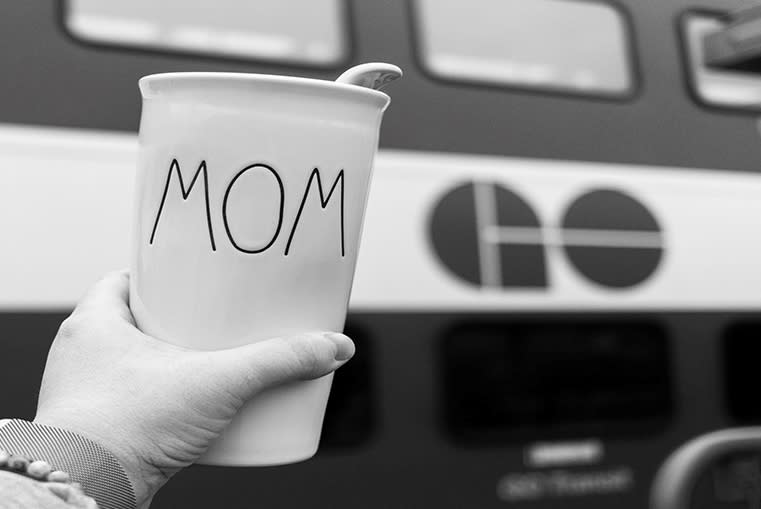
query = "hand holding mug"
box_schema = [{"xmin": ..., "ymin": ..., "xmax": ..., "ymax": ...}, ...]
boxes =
[{"xmin": 35, "ymin": 271, "xmax": 354, "ymax": 508}]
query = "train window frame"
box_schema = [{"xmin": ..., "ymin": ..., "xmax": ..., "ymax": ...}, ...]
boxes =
[
  {"xmin": 409, "ymin": 0, "xmax": 641, "ymax": 102},
  {"xmin": 58, "ymin": 0, "xmax": 354, "ymax": 70},
  {"xmin": 677, "ymin": 8, "xmax": 761, "ymax": 116}
]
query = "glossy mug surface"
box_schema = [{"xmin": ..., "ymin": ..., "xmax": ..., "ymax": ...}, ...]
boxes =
[{"xmin": 130, "ymin": 72, "xmax": 390, "ymax": 465}]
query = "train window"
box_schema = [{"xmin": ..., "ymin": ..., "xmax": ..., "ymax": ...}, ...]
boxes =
[
  {"xmin": 63, "ymin": 0, "xmax": 348, "ymax": 66},
  {"xmin": 441, "ymin": 321, "xmax": 672, "ymax": 443},
  {"xmin": 723, "ymin": 322, "xmax": 761, "ymax": 423},
  {"xmin": 682, "ymin": 12, "xmax": 761, "ymax": 111},
  {"xmin": 414, "ymin": 0, "xmax": 635, "ymax": 97}
]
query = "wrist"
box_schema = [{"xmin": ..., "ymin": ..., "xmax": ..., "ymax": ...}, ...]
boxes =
[
  {"xmin": 0, "ymin": 418, "xmax": 139, "ymax": 509},
  {"xmin": 32, "ymin": 413, "xmax": 159, "ymax": 508}
]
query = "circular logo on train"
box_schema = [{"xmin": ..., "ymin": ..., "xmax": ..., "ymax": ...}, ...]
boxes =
[{"xmin": 429, "ymin": 183, "xmax": 663, "ymax": 289}]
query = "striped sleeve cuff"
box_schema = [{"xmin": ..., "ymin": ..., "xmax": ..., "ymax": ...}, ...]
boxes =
[{"xmin": 0, "ymin": 419, "xmax": 136, "ymax": 509}]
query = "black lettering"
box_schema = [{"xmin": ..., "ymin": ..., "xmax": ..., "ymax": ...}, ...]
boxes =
[
  {"xmin": 149, "ymin": 159, "xmax": 216, "ymax": 251},
  {"xmin": 284, "ymin": 168, "xmax": 345, "ymax": 257},
  {"xmin": 222, "ymin": 164, "xmax": 285, "ymax": 254}
]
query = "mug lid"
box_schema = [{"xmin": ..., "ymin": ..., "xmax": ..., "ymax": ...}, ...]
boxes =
[{"xmin": 139, "ymin": 72, "xmax": 391, "ymax": 111}]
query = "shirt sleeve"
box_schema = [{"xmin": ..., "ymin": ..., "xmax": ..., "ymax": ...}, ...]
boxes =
[{"xmin": 0, "ymin": 420, "xmax": 136, "ymax": 509}]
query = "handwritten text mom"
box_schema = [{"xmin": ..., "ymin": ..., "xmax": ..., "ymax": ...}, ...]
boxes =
[{"xmin": 149, "ymin": 159, "xmax": 346, "ymax": 256}]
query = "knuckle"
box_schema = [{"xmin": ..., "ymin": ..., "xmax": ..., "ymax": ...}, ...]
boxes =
[
  {"xmin": 56, "ymin": 314, "xmax": 85, "ymax": 340},
  {"xmin": 285, "ymin": 333, "xmax": 334, "ymax": 378},
  {"xmin": 56, "ymin": 309, "xmax": 113, "ymax": 342},
  {"xmin": 287, "ymin": 336, "xmax": 318, "ymax": 373}
]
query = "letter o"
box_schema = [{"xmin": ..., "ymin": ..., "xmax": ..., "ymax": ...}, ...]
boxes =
[{"xmin": 222, "ymin": 164, "xmax": 285, "ymax": 253}]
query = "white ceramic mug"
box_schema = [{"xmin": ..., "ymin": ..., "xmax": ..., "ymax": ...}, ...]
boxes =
[{"xmin": 129, "ymin": 72, "xmax": 390, "ymax": 465}]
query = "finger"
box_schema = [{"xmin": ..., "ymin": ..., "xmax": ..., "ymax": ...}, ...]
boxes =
[
  {"xmin": 73, "ymin": 270, "xmax": 135, "ymax": 325},
  {"xmin": 202, "ymin": 332, "xmax": 355, "ymax": 402}
]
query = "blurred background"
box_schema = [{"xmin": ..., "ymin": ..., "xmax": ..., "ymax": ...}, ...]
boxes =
[{"xmin": 4, "ymin": 0, "xmax": 761, "ymax": 507}]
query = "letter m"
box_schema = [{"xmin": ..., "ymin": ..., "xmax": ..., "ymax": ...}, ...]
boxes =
[
  {"xmin": 285, "ymin": 168, "xmax": 345, "ymax": 256},
  {"xmin": 149, "ymin": 159, "xmax": 216, "ymax": 251}
]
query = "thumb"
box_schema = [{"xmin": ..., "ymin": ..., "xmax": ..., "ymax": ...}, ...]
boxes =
[{"xmin": 199, "ymin": 332, "xmax": 355, "ymax": 403}]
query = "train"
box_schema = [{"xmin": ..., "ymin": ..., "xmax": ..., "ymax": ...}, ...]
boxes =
[{"xmin": 3, "ymin": 1, "xmax": 761, "ymax": 507}]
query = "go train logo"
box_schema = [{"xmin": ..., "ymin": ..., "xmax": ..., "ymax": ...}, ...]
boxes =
[{"xmin": 429, "ymin": 182, "xmax": 664, "ymax": 289}]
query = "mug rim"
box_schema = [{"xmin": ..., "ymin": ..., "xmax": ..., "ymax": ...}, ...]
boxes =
[{"xmin": 139, "ymin": 71, "xmax": 391, "ymax": 110}]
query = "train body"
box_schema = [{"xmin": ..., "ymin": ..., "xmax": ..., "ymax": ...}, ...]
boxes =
[{"xmin": 2, "ymin": 1, "xmax": 761, "ymax": 507}]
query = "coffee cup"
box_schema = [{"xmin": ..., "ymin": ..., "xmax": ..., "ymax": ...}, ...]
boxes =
[{"xmin": 129, "ymin": 69, "xmax": 392, "ymax": 465}]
